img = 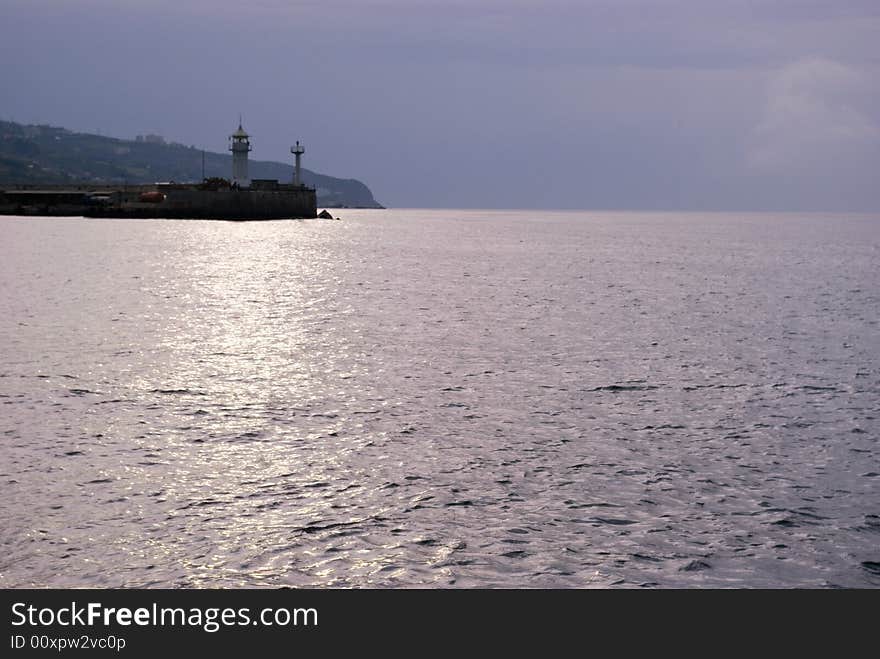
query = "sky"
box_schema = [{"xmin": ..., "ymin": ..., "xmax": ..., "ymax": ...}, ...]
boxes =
[{"xmin": 2, "ymin": 0, "xmax": 878, "ymax": 210}]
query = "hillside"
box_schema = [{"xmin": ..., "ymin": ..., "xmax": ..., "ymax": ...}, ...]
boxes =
[{"xmin": 0, "ymin": 120, "xmax": 382, "ymax": 208}]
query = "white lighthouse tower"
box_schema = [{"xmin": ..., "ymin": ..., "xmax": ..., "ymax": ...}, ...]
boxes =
[
  {"xmin": 229, "ymin": 119, "xmax": 251, "ymax": 187},
  {"xmin": 290, "ymin": 141, "xmax": 305, "ymax": 186}
]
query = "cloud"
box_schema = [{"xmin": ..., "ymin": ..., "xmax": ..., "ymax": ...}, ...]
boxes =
[
  {"xmin": 747, "ymin": 57, "xmax": 879, "ymax": 175},
  {"xmin": 3, "ymin": 2, "xmax": 879, "ymax": 209}
]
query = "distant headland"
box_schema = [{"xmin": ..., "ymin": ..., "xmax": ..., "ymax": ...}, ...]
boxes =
[{"xmin": 0, "ymin": 119, "xmax": 383, "ymax": 210}]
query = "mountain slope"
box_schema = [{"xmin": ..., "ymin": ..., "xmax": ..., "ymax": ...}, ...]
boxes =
[{"xmin": 0, "ymin": 120, "xmax": 382, "ymax": 208}]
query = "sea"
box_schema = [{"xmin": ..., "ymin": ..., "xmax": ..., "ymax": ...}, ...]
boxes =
[{"xmin": 1, "ymin": 209, "xmax": 878, "ymax": 588}]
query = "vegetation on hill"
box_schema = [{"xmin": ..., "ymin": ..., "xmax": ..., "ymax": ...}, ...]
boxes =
[{"xmin": 0, "ymin": 120, "xmax": 382, "ymax": 208}]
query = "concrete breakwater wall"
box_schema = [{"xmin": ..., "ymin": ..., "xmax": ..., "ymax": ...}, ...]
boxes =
[{"xmin": 0, "ymin": 183, "xmax": 317, "ymax": 220}]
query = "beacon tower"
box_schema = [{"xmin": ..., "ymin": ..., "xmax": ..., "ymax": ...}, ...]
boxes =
[
  {"xmin": 229, "ymin": 120, "xmax": 252, "ymax": 187},
  {"xmin": 291, "ymin": 141, "xmax": 305, "ymax": 186}
]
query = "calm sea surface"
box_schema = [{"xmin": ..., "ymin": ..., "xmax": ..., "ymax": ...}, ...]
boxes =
[{"xmin": 1, "ymin": 209, "xmax": 878, "ymax": 588}]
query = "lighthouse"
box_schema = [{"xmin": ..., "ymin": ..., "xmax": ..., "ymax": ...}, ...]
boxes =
[
  {"xmin": 290, "ymin": 141, "xmax": 305, "ymax": 186},
  {"xmin": 229, "ymin": 120, "xmax": 252, "ymax": 187}
]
